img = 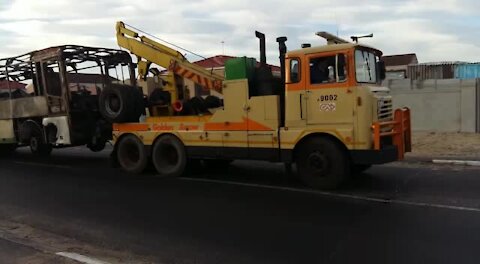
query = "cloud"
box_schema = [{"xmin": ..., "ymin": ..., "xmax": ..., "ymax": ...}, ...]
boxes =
[{"xmin": 0, "ymin": 0, "xmax": 479, "ymax": 64}]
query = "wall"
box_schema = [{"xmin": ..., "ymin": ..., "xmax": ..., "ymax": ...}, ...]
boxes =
[{"xmin": 384, "ymin": 78, "xmax": 479, "ymax": 132}]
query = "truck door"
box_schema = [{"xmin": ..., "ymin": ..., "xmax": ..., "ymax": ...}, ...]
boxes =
[{"xmin": 305, "ymin": 52, "xmax": 355, "ymax": 126}]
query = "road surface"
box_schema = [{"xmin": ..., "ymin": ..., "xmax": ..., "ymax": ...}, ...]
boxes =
[{"xmin": 0, "ymin": 147, "xmax": 479, "ymax": 263}]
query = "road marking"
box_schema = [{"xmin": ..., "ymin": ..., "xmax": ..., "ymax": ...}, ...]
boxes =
[
  {"xmin": 433, "ymin": 159, "xmax": 480, "ymax": 167},
  {"xmin": 56, "ymin": 252, "xmax": 110, "ymax": 264},
  {"xmin": 180, "ymin": 177, "xmax": 480, "ymax": 213},
  {"xmin": 12, "ymin": 161, "xmax": 72, "ymax": 169}
]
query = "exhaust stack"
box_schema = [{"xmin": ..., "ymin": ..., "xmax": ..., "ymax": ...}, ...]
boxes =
[{"xmin": 255, "ymin": 31, "xmax": 266, "ymax": 66}]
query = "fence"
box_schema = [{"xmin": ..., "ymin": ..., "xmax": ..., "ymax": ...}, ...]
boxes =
[{"xmin": 383, "ymin": 78, "xmax": 479, "ymax": 133}]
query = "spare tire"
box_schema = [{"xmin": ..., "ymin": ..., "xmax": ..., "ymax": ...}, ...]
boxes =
[
  {"xmin": 204, "ymin": 95, "xmax": 222, "ymax": 108},
  {"xmin": 99, "ymin": 84, "xmax": 144, "ymax": 123},
  {"xmin": 129, "ymin": 87, "xmax": 146, "ymax": 121}
]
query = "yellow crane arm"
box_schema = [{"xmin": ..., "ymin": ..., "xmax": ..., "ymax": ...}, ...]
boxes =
[{"xmin": 116, "ymin": 21, "xmax": 224, "ymax": 92}]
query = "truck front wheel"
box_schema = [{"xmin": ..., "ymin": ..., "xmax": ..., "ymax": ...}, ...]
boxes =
[
  {"xmin": 152, "ymin": 135, "xmax": 186, "ymax": 177},
  {"xmin": 116, "ymin": 134, "xmax": 148, "ymax": 174},
  {"xmin": 295, "ymin": 137, "xmax": 350, "ymax": 190}
]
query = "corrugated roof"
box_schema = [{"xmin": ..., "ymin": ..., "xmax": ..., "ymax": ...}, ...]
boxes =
[
  {"xmin": 417, "ymin": 61, "xmax": 468, "ymax": 66},
  {"xmin": 194, "ymin": 55, "xmax": 236, "ymax": 68},
  {"xmin": 383, "ymin": 53, "xmax": 418, "ymax": 66}
]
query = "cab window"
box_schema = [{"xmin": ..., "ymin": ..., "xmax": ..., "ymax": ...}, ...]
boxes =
[
  {"xmin": 287, "ymin": 58, "xmax": 300, "ymax": 83},
  {"xmin": 309, "ymin": 54, "xmax": 347, "ymax": 85}
]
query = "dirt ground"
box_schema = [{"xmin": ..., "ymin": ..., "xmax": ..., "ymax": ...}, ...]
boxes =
[{"xmin": 408, "ymin": 132, "xmax": 480, "ymax": 160}]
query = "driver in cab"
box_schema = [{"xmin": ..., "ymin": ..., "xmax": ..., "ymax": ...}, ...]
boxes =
[{"xmin": 310, "ymin": 58, "xmax": 335, "ymax": 84}]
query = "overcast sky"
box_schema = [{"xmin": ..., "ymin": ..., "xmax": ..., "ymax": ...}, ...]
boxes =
[{"xmin": 1, "ymin": 0, "xmax": 479, "ymax": 65}]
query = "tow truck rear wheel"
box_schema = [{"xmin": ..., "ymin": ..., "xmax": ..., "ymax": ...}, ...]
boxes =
[
  {"xmin": 295, "ymin": 137, "xmax": 350, "ymax": 190},
  {"xmin": 116, "ymin": 134, "xmax": 148, "ymax": 174},
  {"xmin": 152, "ymin": 135, "xmax": 186, "ymax": 177}
]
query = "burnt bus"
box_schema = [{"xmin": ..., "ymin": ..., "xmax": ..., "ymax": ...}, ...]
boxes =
[{"xmin": 0, "ymin": 45, "xmax": 144, "ymax": 155}]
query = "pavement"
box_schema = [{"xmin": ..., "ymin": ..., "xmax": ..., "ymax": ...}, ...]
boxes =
[{"xmin": 0, "ymin": 147, "xmax": 479, "ymax": 263}]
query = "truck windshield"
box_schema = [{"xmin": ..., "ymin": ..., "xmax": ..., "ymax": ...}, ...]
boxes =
[{"xmin": 355, "ymin": 49, "xmax": 377, "ymax": 83}]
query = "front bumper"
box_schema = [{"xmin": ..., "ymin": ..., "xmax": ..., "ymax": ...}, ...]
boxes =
[{"xmin": 371, "ymin": 107, "xmax": 412, "ymax": 160}]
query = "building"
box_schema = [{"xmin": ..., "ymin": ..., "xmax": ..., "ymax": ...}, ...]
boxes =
[{"xmin": 383, "ymin": 53, "xmax": 418, "ymax": 79}]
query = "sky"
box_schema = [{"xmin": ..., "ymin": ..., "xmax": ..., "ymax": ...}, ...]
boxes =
[{"xmin": 1, "ymin": 0, "xmax": 480, "ymax": 65}]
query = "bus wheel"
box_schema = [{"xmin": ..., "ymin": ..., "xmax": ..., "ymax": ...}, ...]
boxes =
[
  {"xmin": 295, "ymin": 137, "xmax": 350, "ymax": 190},
  {"xmin": 30, "ymin": 134, "xmax": 52, "ymax": 156},
  {"xmin": 116, "ymin": 134, "xmax": 148, "ymax": 174},
  {"xmin": 152, "ymin": 135, "xmax": 186, "ymax": 177}
]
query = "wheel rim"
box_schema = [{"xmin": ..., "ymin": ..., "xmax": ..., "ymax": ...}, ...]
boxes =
[
  {"xmin": 30, "ymin": 137, "xmax": 38, "ymax": 152},
  {"xmin": 119, "ymin": 140, "xmax": 141, "ymax": 168},
  {"xmin": 156, "ymin": 143, "xmax": 179, "ymax": 170},
  {"xmin": 105, "ymin": 94, "xmax": 121, "ymax": 116},
  {"xmin": 307, "ymin": 151, "xmax": 330, "ymax": 177}
]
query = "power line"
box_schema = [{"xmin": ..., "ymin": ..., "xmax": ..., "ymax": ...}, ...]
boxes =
[{"xmin": 124, "ymin": 23, "xmax": 207, "ymax": 60}]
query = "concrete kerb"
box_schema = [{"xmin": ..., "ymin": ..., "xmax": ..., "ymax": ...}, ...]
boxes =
[
  {"xmin": 432, "ymin": 159, "xmax": 480, "ymax": 166},
  {"xmin": 403, "ymin": 155, "xmax": 480, "ymax": 167}
]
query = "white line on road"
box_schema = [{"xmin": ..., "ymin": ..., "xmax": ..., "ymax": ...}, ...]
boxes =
[
  {"xmin": 433, "ymin": 159, "xmax": 480, "ymax": 166},
  {"xmin": 56, "ymin": 252, "xmax": 110, "ymax": 264},
  {"xmin": 180, "ymin": 177, "xmax": 480, "ymax": 213},
  {"xmin": 12, "ymin": 161, "xmax": 72, "ymax": 169}
]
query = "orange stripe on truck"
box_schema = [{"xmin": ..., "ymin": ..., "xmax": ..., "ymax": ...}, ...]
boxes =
[
  {"xmin": 113, "ymin": 123, "xmax": 149, "ymax": 132},
  {"xmin": 205, "ymin": 117, "xmax": 272, "ymax": 131}
]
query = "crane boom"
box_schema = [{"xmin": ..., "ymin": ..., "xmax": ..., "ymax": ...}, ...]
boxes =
[{"xmin": 116, "ymin": 21, "xmax": 224, "ymax": 92}]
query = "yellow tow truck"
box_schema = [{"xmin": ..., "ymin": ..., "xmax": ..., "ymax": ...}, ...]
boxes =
[{"xmin": 110, "ymin": 22, "xmax": 411, "ymax": 189}]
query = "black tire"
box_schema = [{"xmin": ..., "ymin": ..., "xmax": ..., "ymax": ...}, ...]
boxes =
[
  {"xmin": 149, "ymin": 89, "xmax": 171, "ymax": 106},
  {"xmin": 204, "ymin": 95, "xmax": 222, "ymax": 108},
  {"xmin": 99, "ymin": 84, "xmax": 144, "ymax": 123},
  {"xmin": 129, "ymin": 87, "xmax": 146, "ymax": 120},
  {"xmin": 19, "ymin": 121, "xmax": 38, "ymax": 143},
  {"xmin": 116, "ymin": 134, "xmax": 148, "ymax": 174},
  {"xmin": 152, "ymin": 135, "xmax": 187, "ymax": 177},
  {"xmin": 30, "ymin": 134, "xmax": 52, "ymax": 156},
  {"xmin": 295, "ymin": 137, "xmax": 350, "ymax": 190},
  {"xmin": 87, "ymin": 140, "xmax": 106, "ymax": 152}
]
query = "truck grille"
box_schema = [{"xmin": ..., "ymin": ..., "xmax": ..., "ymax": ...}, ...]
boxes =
[{"xmin": 378, "ymin": 98, "xmax": 393, "ymax": 123}]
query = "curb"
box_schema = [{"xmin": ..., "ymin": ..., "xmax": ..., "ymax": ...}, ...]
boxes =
[{"xmin": 432, "ymin": 159, "xmax": 480, "ymax": 167}]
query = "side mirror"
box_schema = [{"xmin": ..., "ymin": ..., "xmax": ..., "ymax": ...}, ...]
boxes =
[
  {"xmin": 328, "ymin": 66, "xmax": 335, "ymax": 81},
  {"xmin": 378, "ymin": 60, "xmax": 386, "ymax": 80}
]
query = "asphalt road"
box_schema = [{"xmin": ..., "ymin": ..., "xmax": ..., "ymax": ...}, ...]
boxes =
[{"xmin": 0, "ymin": 147, "xmax": 479, "ymax": 263}]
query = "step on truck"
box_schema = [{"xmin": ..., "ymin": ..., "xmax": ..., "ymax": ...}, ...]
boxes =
[{"xmin": 111, "ymin": 22, "xmax": 411, "ymax": 189}]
